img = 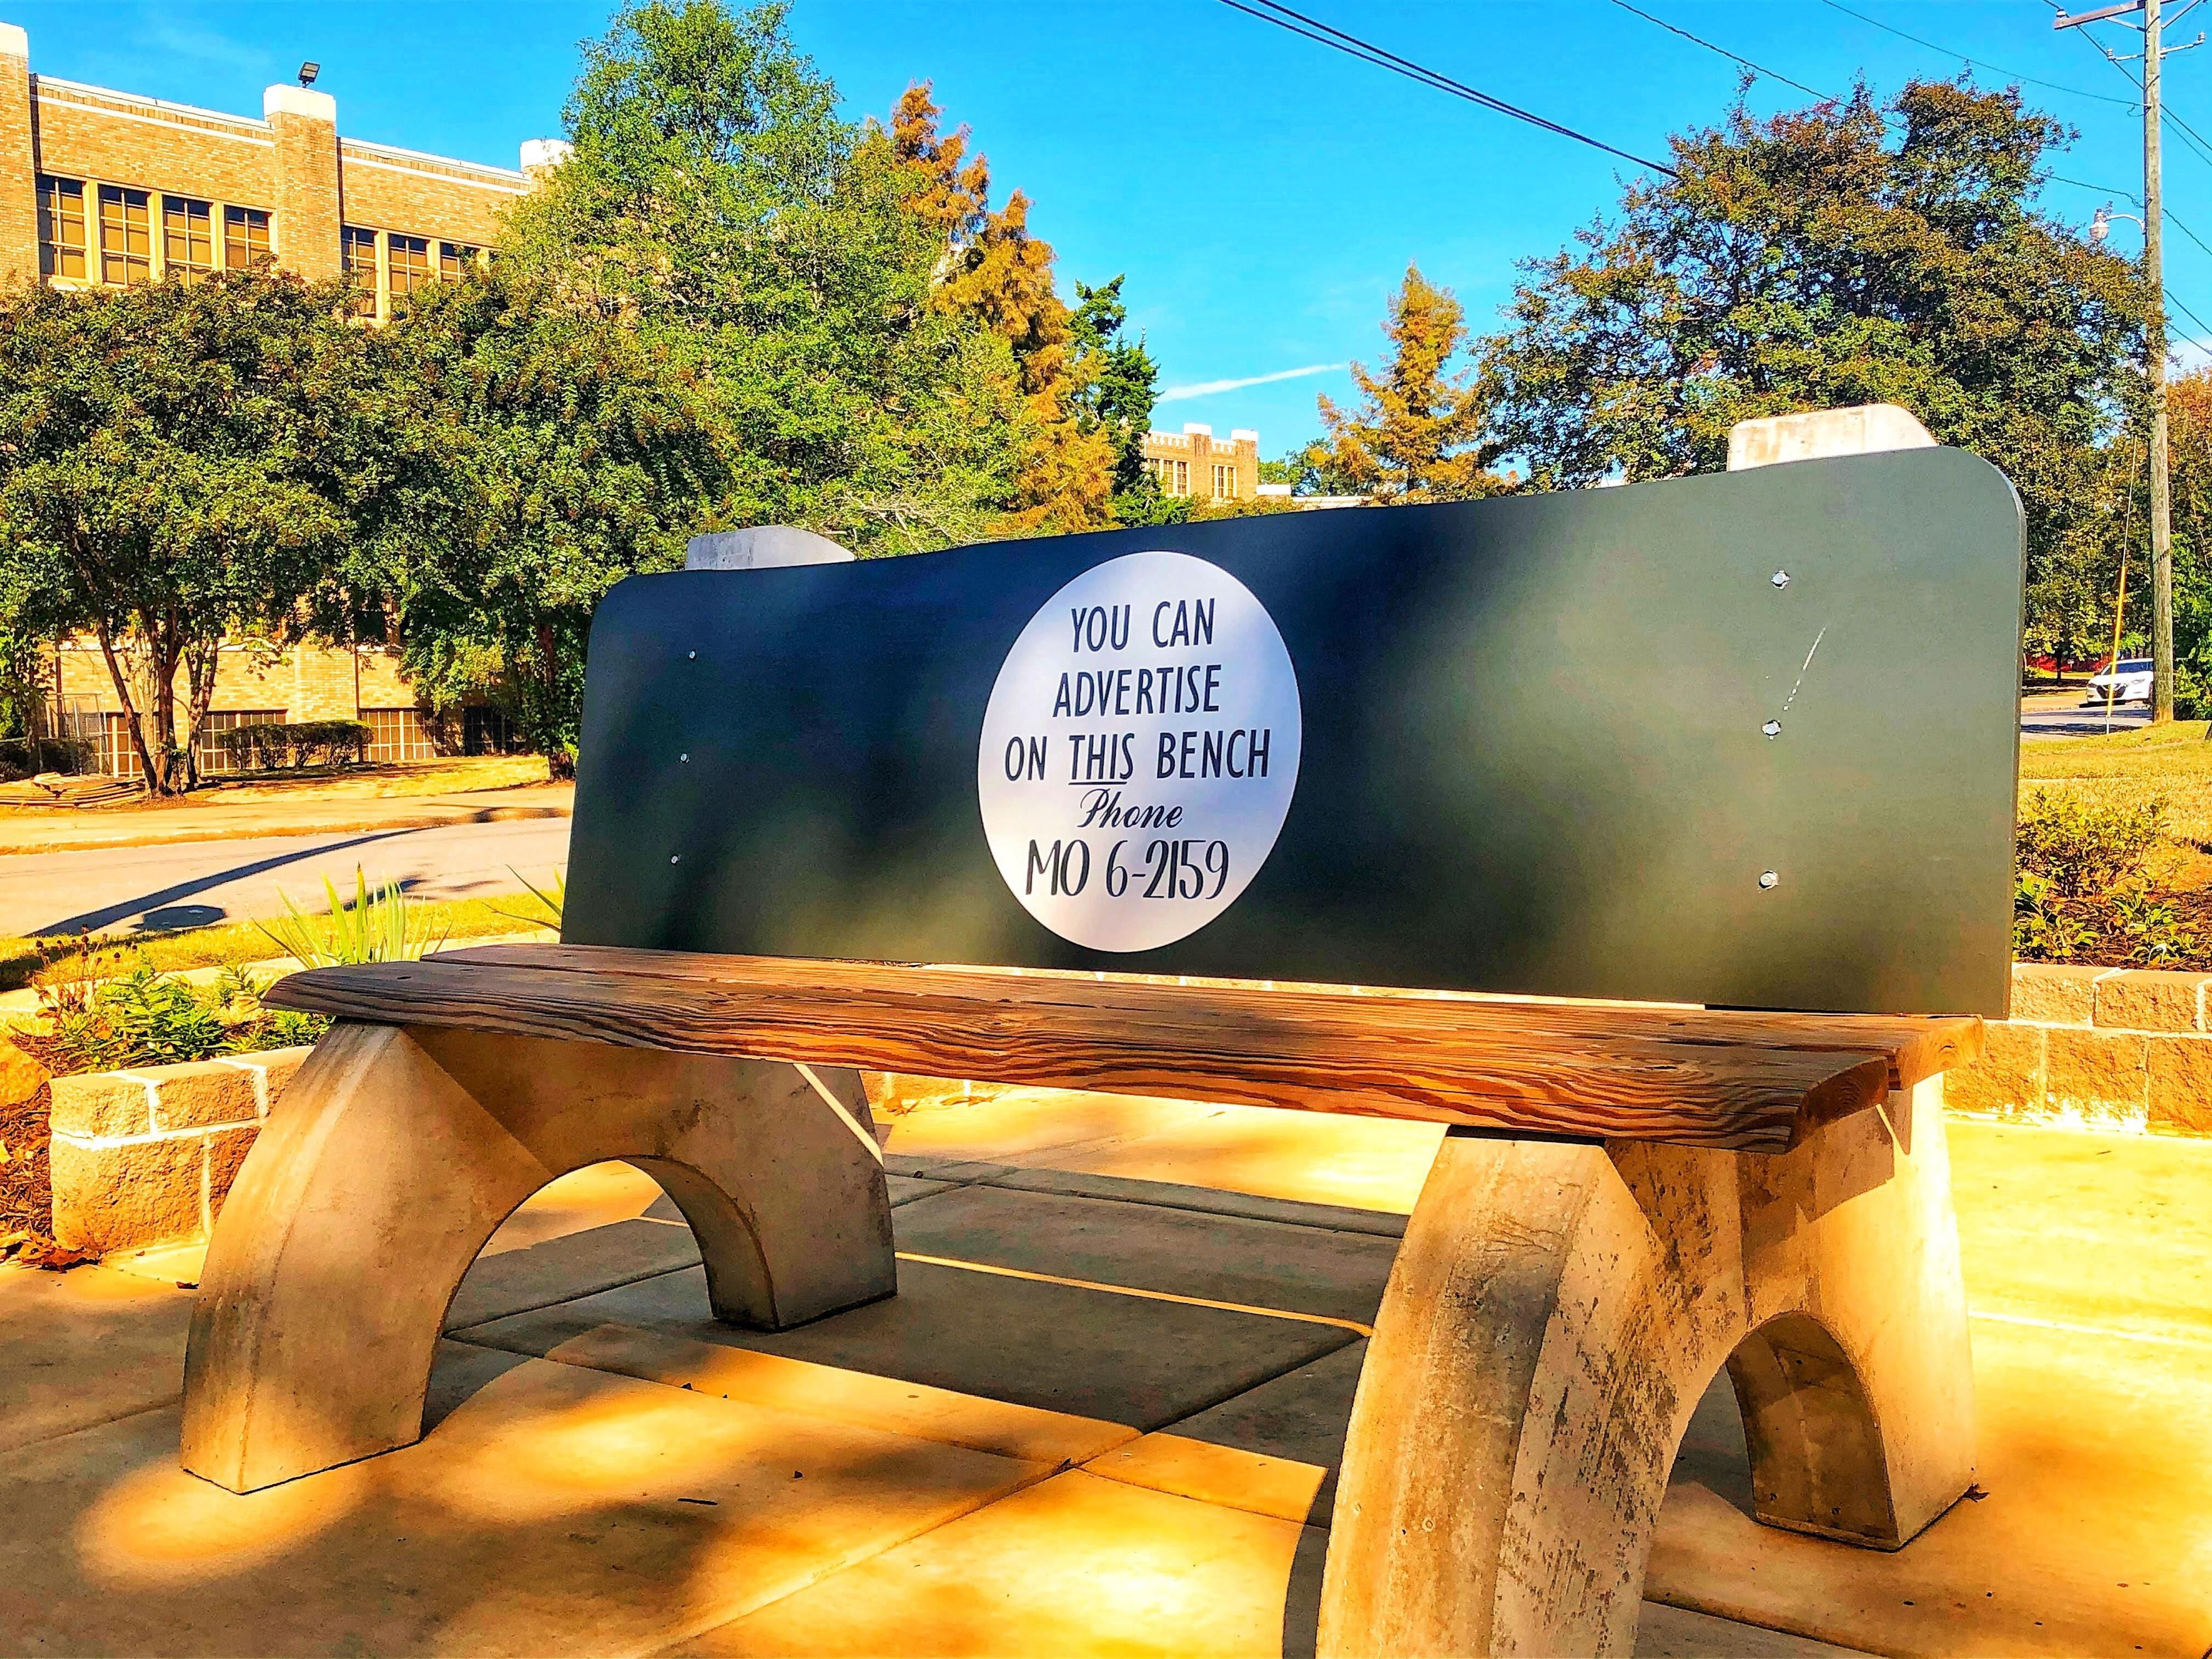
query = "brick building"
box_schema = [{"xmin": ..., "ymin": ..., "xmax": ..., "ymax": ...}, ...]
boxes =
[
  {"xmin": 0, "ymin": 21, "xmax": 565, "ymax": 774},
  {"xmin": 1141, "ymin": 424, "xmax": 1260, "ymax": 503}
]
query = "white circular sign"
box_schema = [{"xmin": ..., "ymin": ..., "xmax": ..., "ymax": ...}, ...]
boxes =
[{"xmin": 978, "ymin": 550, "xmax": 1302, "ymax": 952}]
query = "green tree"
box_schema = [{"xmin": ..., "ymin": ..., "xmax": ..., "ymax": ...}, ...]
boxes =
[
  {"xmin": 0, "ymin": 271, "xmax": 357, "ymax": 793},
  {"xmin": 1316, "ymin": 264, "xmax": 1510, "ymax": 503},
  {"xmin": 1478, "ymin": 81, "xmax": 2149, "ymax": 663},
  {"xmin": 360, "ymin": 267, "xmax": 730, "ymax": 774},
  {"xmin": 502, "ymin": 1, "xmax": 1028, "ymax": 556},
  {"xmin": 1068, "ymin": 275, "xmax": 1161, "ymax": 503}
]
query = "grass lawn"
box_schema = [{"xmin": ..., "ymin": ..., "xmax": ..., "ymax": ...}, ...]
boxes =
[
  {"xmin": 0, "ymin": 755, "xmax": 553, "ymax": 823},
  {"xmin": 197, "ymin": 755, "xmax": 552, "ymax": 802},
  {"xmin": 2020, "ymin": 719, "xmax": 2212, "ymax": 885},
  {"xmin": 0, "ymin": 893, "xmax": 559, "ymax": 995}
]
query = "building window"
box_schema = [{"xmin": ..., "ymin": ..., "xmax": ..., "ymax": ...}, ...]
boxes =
[
  {"xmin": 1213, "ymin": 463, "xmax": 1238, "ymax": 501},
  {"xmin": 341, "ymin": 225, "xmax": 378, "ymax": 315},
  {"xmin": 98, "ymin": 185, "xmax": 151, "ymax": 286},
  {"xmin": 224, "ymin": 206, "xmax": 271, "ymax": 270},
  {"xmin": 1175, "ymin": 459, "xmax": 1189, "ymax": 495},
  {"xmin": 37, "ymin": 175, "xmax": 85, "ymax": 279},
  {"xmin": 438, "ymin": 240, "xmax": 478, "ymax": 279},
  {"xmin": 388, "ymin": 234, "xmax": 431, "ymax": 300},
  {"xmin": 162, "ymin": 196, "xmax": 214, "ymax": 283}
]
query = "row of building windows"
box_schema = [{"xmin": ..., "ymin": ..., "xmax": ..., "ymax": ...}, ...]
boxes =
[
  {"xmin": 341, "ymin": 225, "xmax": 483, "ymax": 316},
  {"xmin": 1143, "ymin": 457, "xmax": 1246, "ymax": 502},
  {"xmin": 38, "ymin": 175, "xmax": 269, "ymax": 285},
  {"xmin": 36, "ymin": 173, "xmax": 482, "ymax": 315}
]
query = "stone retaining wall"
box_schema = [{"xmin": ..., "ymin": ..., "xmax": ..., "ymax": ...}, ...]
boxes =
[
  {"xmin": 1944, "ymin": 964, "xmax": 2212, "ymax": 1137},
  {"xmin": 47, "ymin": 1047, "xmax": 310, "ymax": 1254}
]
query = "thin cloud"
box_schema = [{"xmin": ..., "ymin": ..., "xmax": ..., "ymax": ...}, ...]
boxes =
[{"xmin": 1158, "ymin": 363, "xmax": 1346, "ymax": 403}]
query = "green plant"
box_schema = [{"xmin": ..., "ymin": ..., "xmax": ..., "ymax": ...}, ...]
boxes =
[
  {"xmin": 93, "ymin": 961, "xmax": 230, "ymax": 1064},
  {"xmin": 2015, "ymin": 789, "xmax": 2165, "ymax": 897},
  {"xmin": 2013, "ymin": 872, "xmax": 2094, "ymax": 961},
  {"xmin": 488, "ymin": 867, "xmax": 565, "ymax": 931},
  {"xmin": 2111, "ymin": 880, "xmax": 2200, "ymax": 964},
  {"xmin": 255, "ymin": 868, "xmax": 448, "ymax": 967}
]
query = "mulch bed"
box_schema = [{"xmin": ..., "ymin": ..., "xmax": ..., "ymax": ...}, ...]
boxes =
[
  {"xmin": 2022, "ymin": 885, "xmax": 2212, "ymax": 973},
  {"xmin": 0, "ymin": 1082, "xmax": 90, "ymax": 1268}
]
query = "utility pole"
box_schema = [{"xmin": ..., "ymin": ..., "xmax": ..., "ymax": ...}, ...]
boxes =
[
  {"xmin": 2149, "ymin": 0, "xmax": 2172, "ymax": 722},
  {"xmin": 2059, "ymin": 0, "xmax": 2195, "ymax": 720}
]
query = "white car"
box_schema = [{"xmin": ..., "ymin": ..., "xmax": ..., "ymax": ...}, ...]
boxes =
[{"xmin": 2082, "ymin": 657, "xmax": 2154, "ymax": 706}]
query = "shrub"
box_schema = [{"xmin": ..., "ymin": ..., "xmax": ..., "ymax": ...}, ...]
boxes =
[
  {"xmin": 23, "ymin": 952, "xmax": 329, "ymax": 1078},
  {"xmin": 215, "ymin": 719, "xmax": 370, "ymax": 771},
  {"xmin": 255, "ymin": 868, "xmax": 446, "ymax": 967},
  {"xmin": 0, "ymin": 734, "xmax": 98, "ymax": 781},
  {"xmin": 2014, "ymin": 789, "xmax": 2164, "ymax": 898}
]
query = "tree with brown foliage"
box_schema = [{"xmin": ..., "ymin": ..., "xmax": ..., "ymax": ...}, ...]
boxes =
[
  {"xmin": 882, "ymin": 84, "xmax": 1113, "ymax": 534},
  {"xmin": 1313, "ymin": 265, "xmax": 1510, "ymax": 505}
]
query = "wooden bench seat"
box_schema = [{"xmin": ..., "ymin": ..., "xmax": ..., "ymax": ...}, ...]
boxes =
[{"xmin": 267, "ymin": 943, "xmax": 1982, "ymax": 1153}]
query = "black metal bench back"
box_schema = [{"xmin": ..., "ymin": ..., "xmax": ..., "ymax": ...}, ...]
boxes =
[{"xmin": 566, "ymin": 449, "xmax": 2022, "ymax": 1016}]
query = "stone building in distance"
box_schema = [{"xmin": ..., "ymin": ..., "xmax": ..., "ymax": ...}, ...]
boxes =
[
  {"xmin": 1140, "ymin": 424, "xmax": 1260, "ymax": 504},
  {"xmin": 0, "ymin": 21, "xmax": 569, "ymax": 775}
]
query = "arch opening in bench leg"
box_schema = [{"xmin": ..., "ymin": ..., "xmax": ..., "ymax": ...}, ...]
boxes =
[
  {"xmin": 181, "ymin": 1027, "xmax": 897, "ymax": 1494},
  {"xmin": 1728, "ymin": 1080, "xmax": 1977, "ymax": 1551},
  {"xmin": 1726, "ymin": 1312, "xmax": 1898, "ymax": 1546},
  {"xmin": 404, "ymin": 1031, "xmax": 897, "ymax": 1331}
]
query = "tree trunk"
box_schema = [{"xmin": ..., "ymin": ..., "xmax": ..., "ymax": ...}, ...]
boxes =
[
  {"xmin": 182, "ymin": 634, "xmax": 222, "ymax": 790},
  {"xmin": 92, "ymin": 621, "xmax": 166, "ymax": 794}
]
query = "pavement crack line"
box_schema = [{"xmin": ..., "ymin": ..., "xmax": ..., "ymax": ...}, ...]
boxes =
[{"xmin": 893, "ymin": 1251, "xmax": 1376, "ymax": 1338}]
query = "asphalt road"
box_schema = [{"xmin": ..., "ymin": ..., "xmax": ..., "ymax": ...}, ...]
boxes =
[
  {"xmin": 0, "ymin": 816, "xmax": 570, "ymax": 940},
  {"xmin": 2021, "ymin": 691, "xmax": 2154, "ymax": 741}
]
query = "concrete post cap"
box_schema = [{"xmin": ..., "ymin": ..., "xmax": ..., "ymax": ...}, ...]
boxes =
[
  {"xmin": 1727, "ymin": 403, "xmax": 1937, "ymax": 471},
  {"xmin": 520, "ymin": 138, "xmax": 574, "ymax": 173},
  {"xmin": 0, "ymin": 22, "xmax": 28, "ymax": 59},
  {"xmin": 263, "ymin": 83, "xmax": 336, "ymax": 122},
  {"xmin": 685, "ymin": 526, "xmax": 853, "ymax": 571}
]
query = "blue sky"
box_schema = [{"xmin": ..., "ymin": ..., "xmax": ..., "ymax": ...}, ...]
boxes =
[{"xmin": 9, "ymin": 1, "xmax": 2206, "ymax": 456}]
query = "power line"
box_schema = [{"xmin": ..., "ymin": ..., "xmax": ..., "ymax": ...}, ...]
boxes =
[
  {"xmin": 1610, "ymin": 0, "xmax": 2139, "ymax": 202},
  {"xmin": 2166, "ymin": 203, "xmax": 2212, "ymax": 259},
  {"xmin": 2172, "ymin": 289, "xmax": 2212, "ymax": 342},
  {"xmin": 1605, "ymin": 1, "xmax": 1837, "ymax": 103},
  {"xmin": 1216, "ymin": 0, "xmax": 1679, "ymax": 177},
  {"xmin": 2050, "ymin": 7, "xmax": 2212, "ymax": 177},
  {"xmin": 1820, "ymin": 0, "xmax": 2137, "ymax": 106}
]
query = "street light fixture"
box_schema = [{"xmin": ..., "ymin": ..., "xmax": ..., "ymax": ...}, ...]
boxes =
[{"xmin": 2090, "ymin": 204, "xmax": 2146, "ymax": 243}]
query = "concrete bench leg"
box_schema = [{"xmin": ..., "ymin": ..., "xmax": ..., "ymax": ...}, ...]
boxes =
[
  {"xmin": 180, "ymin": 1020, "xmax": 895, "ymax": 1494},
  {"xmin": 1318, "ymin": 1078, "xmax": 1975, "ymax": 1658}
]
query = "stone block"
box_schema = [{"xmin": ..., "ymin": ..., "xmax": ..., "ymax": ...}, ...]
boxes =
[
  {"xmin": 48, "ymin": 1130, "xmax": 203, "ymax": 1253},
  {"xmin": 214, "ymin": 1045, "xmax": 312, "ymax": 1118},
  {"xmin": 2042, "ymin": 1028, "xmax": 2149, "ymax": 1124},
  {"xmin": 47, "ymin": 1070, "xmax": 151, "ymax": 1138},
  {"xmin": 2008, "ymin": 963, "xmax": 2107, "ymax": 1027},
  {"xmin": 1942, "ymin": 1021, "xmax": 2046, "ymax": 1118},
  {"xmin": 142, "ymin": 1060, "xmax": 260, "ymax": 1131},
  {"xmin": 2093, "ymin": 969, "xmax": 2208, "ymax": 1033},
  {"xmin": 2145, "ymin": 1036, "xmax": 2212, "ymax": 1136}
]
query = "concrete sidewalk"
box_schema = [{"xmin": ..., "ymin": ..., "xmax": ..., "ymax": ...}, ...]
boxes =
[
  {"xmin": 1, "ymin": 1089, "xmax": 2205, "ymax": 1657},
  {"xmin": 0, "ymin": 783, "xmax": 573, "ymax": 857}
]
